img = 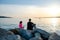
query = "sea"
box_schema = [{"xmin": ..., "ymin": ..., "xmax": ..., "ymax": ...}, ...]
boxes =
[{"xmin": 0, "ymin": 17, "xmax": 60, "ymax": 34}]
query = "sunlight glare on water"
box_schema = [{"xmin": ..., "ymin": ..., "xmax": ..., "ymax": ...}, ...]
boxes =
[{"xmin": 50, "ymin": 18, "xmax": 58, "ymax": 32}]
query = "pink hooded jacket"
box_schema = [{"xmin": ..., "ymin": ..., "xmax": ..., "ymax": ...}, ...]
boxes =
[{"xmin": 19, "ymin": 23, "xmax": 23, "ymax": 28}]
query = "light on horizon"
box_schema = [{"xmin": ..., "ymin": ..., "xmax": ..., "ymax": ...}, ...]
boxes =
[
  {"xmin": 50, "ymin": 18, "xmax": 58, "ymax": 32},
  {"xmin": 47, "ymin": 4, "xmax": 59, "ymax": 32}
]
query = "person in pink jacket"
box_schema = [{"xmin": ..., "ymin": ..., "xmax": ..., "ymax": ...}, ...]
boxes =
[{"xmin": 19, "ymin": 21, "xmax": 24, "ymax": 29}]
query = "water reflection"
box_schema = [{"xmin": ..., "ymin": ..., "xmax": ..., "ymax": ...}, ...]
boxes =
[
  {"xmin": 0, "ymin": 18, "xmax": 60, "ymax": 33},
  {"xmin": 50, "ymin": 18, "xmax": 58, "ymax": 32}
]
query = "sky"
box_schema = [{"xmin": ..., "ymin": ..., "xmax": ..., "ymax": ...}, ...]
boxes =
[{"xmin": 0, "ymin": 0, "xmax": 60, "ymax": 17}]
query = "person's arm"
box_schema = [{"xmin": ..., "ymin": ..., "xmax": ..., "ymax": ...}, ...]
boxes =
[
  {"xmin": 33, "ymin": 24, "xmax": 36, "ymax": 29},
  {"xmin": 31, "ymin": 22, "xmax": 36, "ymax": 29}
]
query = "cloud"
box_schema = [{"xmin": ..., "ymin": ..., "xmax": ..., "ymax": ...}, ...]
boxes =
[
  {"xmin": 0, "ymin": 4, "xmax": 60, "ymax": 17},
  {"xmin": 0, "ymin": 4, "xmax": 44, "ymax": 17}
]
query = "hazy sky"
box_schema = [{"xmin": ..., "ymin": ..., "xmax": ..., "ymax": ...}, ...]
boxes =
[{"xmin": 0, "ymin": 0, "xmax": 60, "ymax": 17}]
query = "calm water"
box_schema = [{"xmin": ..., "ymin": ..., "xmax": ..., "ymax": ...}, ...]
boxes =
[{"xmin": 0, "ymin": 18, "xmax": 60, "ymax": 33}]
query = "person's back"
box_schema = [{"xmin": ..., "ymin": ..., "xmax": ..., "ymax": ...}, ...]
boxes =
[
  {"xmin": 27, "ymin": 19, "xmax": 34, "ymax": 30},
  {"xmin": 19, "ymin": 21, "xmax": 24, "ymax": 29},
  {"xmin": 27, "ymin": 21, "xmax": 33, "ymax": 30}
]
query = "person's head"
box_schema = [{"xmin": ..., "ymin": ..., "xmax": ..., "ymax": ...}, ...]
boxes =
[
  {"xmin": 29, "ymin": 19, "xmax": 31, "ymax": 22},
  {"xmin": 20, "ymin": 21, "xmax": 22, "ymax": 24}
]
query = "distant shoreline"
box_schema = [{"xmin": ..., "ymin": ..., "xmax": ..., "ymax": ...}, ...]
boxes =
[{"xmin": 0, "ymin": 16, "xmax": 12, "ymax": 18}]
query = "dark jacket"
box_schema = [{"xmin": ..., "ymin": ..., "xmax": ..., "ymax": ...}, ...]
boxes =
[{"xmin": 27, "ymin": 22, "xmax": 34, "ymax": 30}]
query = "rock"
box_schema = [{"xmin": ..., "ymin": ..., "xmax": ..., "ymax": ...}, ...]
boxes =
[
  {"xmin": 49, "ymin": 33, "xmax": 60, "ymax": 40},
  {"xmin": 0, "ymin": 28, "xmax": 13, "ymax": 37},
  {"xmin": 0, "ymin": 28, "xmax": 19, "ymax": 40},
  {"xmin": 34, "ymin": 32, "xmax": 41, "ymax": 38},
  {"xmin": 9, "ymin": 29, "xmax": 19, "ymax": 35},
  {"xmin": 33, "ymin": 28, "xmax": 50, "ymax": 40},
  {"xmin": 29, "ymin": 37, "xmax": 42, "ymax": 40},
  {"xmin": 9, "ymin": 28, "xmax": 50, "ymax": 40},
  {"xmin": 16, "ymin": 28, "xmax": 33, "ymax": 40},
  {"xmin": 21, "ymin": 37, "xmax": 26, "ymax": 40},
  {"xmin": 29, "ymin": 32, "xmax": 43, "ymax": 40},
  {"xmin": 0, "ymin": 35, "xmax": 19, "ymax": 40},
  {"xmin": 16, "ymin": 35, "xmax": 26, "ymax": 40}
]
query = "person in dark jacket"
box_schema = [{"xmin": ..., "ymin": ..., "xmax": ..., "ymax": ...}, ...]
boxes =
[{"xmin": 27, "ymin": 19, "xmax": 36, "ymax": 30}]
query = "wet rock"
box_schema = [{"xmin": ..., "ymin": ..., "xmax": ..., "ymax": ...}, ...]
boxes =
[
  {"xmin": 49, "ymin": 33, "xmax": 60, "ymax": 40},
  {"xmin": 0, "ymin": 28, "xmax": 13, "ymax": 36},
  {"xmin": 30, "ymin": 32, "xmax": 43, "ymax": 40},
  {"xmin": 9, "ymin": 29, "xmax": 19, "ymax": 35},
  {"xmin": 16, "ymin": 28, "xmax": 33, "ymax": 40},
  {"xmin": 0, "ymin": 28, "xmax": 19, "ymax": 40},
  {"xmin": 0, "ymin": 35, "xmax": 19, "ymax": 40},
  {"xmin": 16, "ymin": 35, "xmax": 26, "ymax": 40},
  {"xmin": 9, "ymin": 28, "xmax": 50, "ymax": 40},
  {"xmin": 9, "ymin": 28, "xmax": 27, "ymax": 40},
  {"xmin": 33, "ymin": 28, "xmax": 50, "ymax": 40},
  {"xmin": 29, "ymin": 37, "xmax": 42, "ymax": 40},
  {"xmin": 21, "ymin": 37, "xmax": 26, "ymax": 40},
  {"xmin": 34, "ymin": 32, "xmax": 41, "ymax": 38}
]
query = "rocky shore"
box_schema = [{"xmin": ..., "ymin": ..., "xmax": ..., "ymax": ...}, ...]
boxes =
[{"xmin": 0, "ymin": 28, "xmax": 60, "ymax": 40}]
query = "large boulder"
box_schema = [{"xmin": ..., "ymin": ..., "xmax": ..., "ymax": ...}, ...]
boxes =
[
  {"xmin": 9, "ymin": 29, "xmax": 19, "ymax": 35},
  {"xmin": 49, "ymin": 33, "xmax": 60, "ymax": 40},
  {"xmin": 9, "ymin": 28, "xmax": 50, "ymax": 40},
  {"xmin": 0, "ymin": 35, "xmax": 19, "ymax": 40},
  {"xmin": 0, "ymin": 28, "xmax": 19, "ymax": 40},
  {"xmin": 15, "ymin": 28, "xmax": 33, "ymax": 40},
  {"xmin": 34, "ymin": 32, "xmax": 42, "ymax": 38},
  {"xmin": 33, "ymin": 28, "xmax": 50, "ymax": 40},
  {"xmin": 29, "ymin": 32, "xmax": 43, "ymax": 40}
]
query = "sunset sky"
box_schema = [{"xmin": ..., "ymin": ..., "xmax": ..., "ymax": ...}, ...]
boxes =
[{"xmin": 0, "ymin": 0, "xmax": 60, "ymax": 17}]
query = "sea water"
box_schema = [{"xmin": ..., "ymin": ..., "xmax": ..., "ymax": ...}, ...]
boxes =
[{"xmin": 0, "ymin": 18, "xmax": 60, "ymax": 33}]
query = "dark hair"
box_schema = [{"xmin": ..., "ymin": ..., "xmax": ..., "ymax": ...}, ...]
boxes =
[
  {"xmin": 29, "ymin": 19, "xmax": 31, "ymax": 21},
  {"xmin": 20, "ymin": 21, "xmax": 22, "ymax": 24}
]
